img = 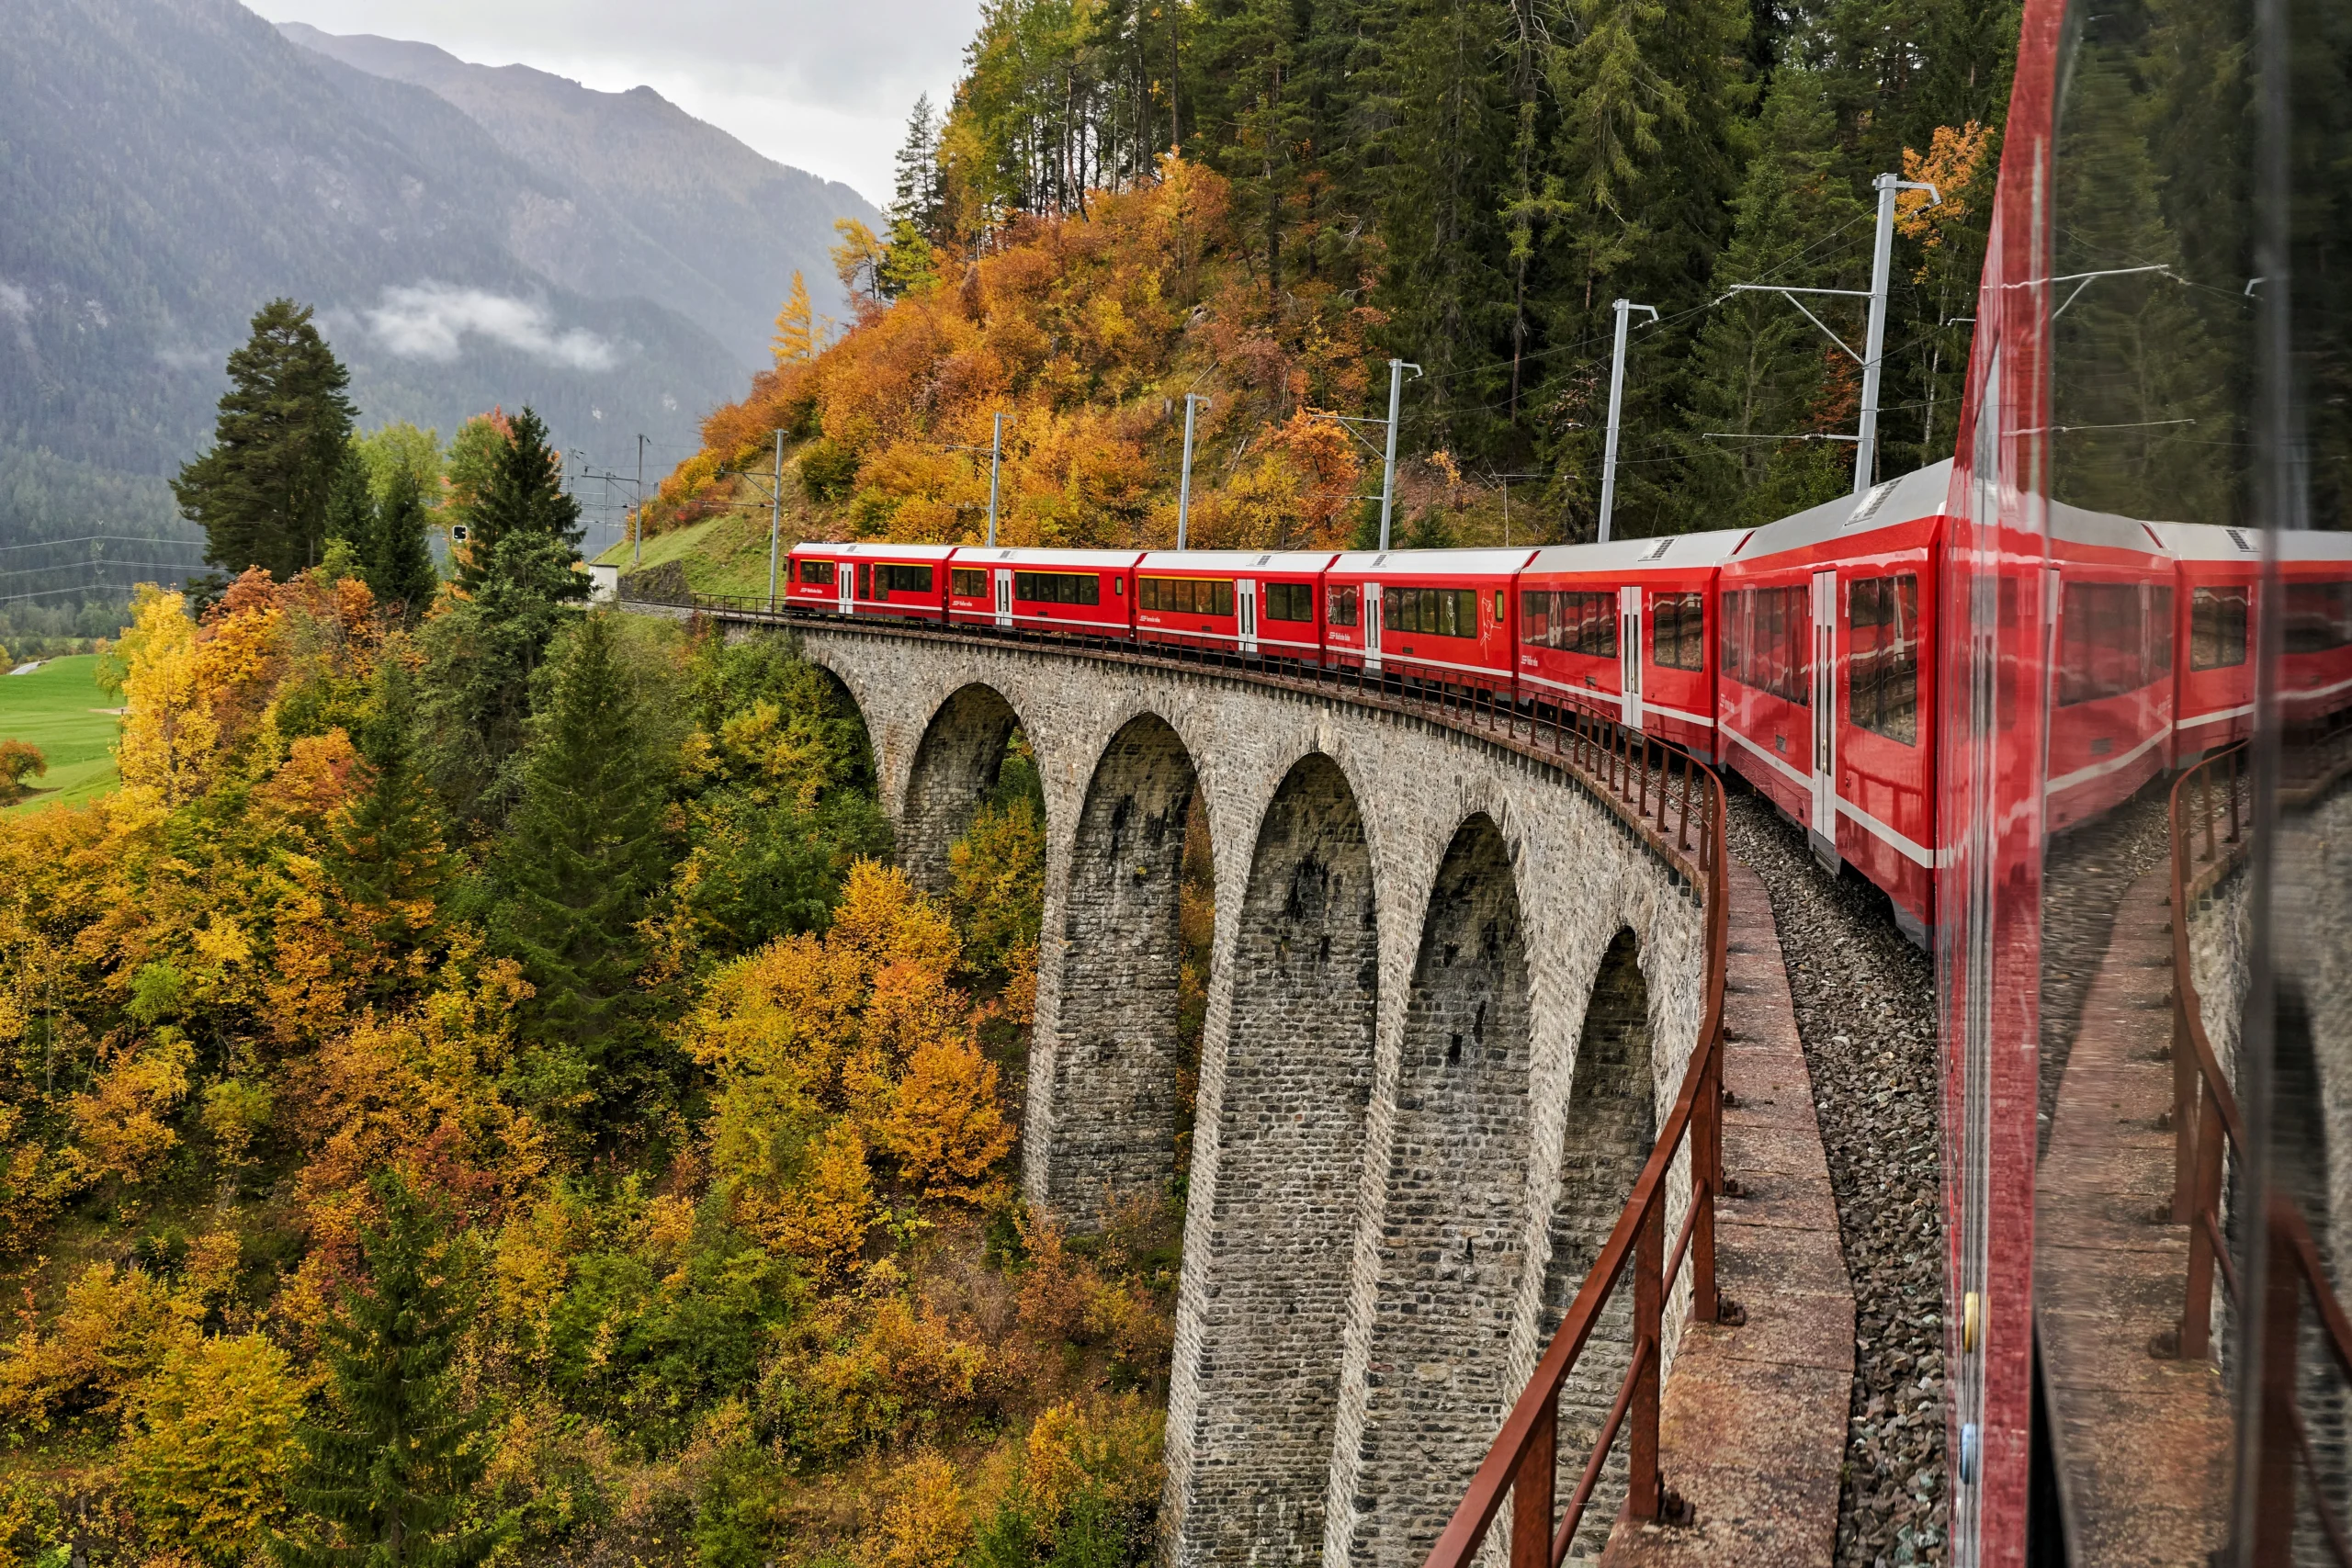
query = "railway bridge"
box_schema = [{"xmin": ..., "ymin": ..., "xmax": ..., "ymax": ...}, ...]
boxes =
[{"xmin": 638, "ymin": 602, "xmax": 1852, "ymax": 1567}]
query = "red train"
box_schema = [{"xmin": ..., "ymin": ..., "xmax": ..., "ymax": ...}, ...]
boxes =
[{"xmin": 786, "ymin": 514, "xmax": 2352, "ymax": 946}]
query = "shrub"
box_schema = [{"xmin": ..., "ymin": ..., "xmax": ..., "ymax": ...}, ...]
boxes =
[
  {"xmin": 0, "ymin": 739, "xmax": 44, "ymax": 804},
  {"xmin": 124, "ymin": 1335, "xmax": 303, "ymax": 1564},
  {"xmin": 799, "ymin": 440, "xmax": 861, "ymax": 504}
]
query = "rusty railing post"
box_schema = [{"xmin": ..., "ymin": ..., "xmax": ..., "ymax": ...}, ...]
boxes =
[
  {"xmin": 1630, "ymin": 1194, "xmax": 1666, "ymax": 1521},
  {"xmin": 1695, "ymin": 1026, "xmax": 1721, "ymax": 1323},
  {"xmin": 2181, "ymin": 1088, "xmax": 2226, "ymax": 1359},
  {"xmin": 1510, "ymin": 1393, "xmax": 1558, "ymax": 1568},
  {"xmin": 2252, "ymin": 1199, "xmax": 2303, "ymax": 1568}
]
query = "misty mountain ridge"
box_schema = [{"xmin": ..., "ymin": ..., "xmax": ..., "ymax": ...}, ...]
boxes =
[{"xmin": 0, "ymin": 0, "xmax": 872, "ymax": 592}]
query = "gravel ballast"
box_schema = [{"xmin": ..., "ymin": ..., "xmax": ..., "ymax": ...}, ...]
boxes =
[{"xmin": 1727, "ymin": 791, "xmax": 1946, "ymax": 1568}]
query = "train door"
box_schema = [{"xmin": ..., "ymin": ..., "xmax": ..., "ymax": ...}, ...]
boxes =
[
  {"xmin": 1238, "ymin": 579, "xmax": 1259, "ymax": 655},
  {"xmin": 993, "ymin": 569, "xmax": 1013, "ymax": 629},
  {"xmin": 1810, "ymin": 570, "xmax": 1839, "ymax": 852},
  {"xmin": 1620, "ymin": 584, "xmax": 1645, "ymax": 728},
  {"xmin": 837, "ymin": 563, "xmax": 854, "ymax": 616},
  {"xmin": 1365, "ymin": 584, "xmax": 1383, "ymax": 673}
]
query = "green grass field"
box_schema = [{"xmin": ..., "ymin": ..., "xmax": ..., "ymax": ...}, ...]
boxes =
[
  {"xmin": 1, "ymin": 654, "xmax": 122, "ymax": 813},
  {"xmin": 594, "ymin": 507, "xmax": 806, "ymax": 600}
]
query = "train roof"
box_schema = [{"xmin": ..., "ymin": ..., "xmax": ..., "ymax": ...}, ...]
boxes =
[
  {"xmin": 2142, "ymin": 521, "xmax": 2263, "ymax": 560},
  {"xmin": 1135, "ymin": 549, "xmax": 1342, "ymax": 574},
  {"xmin": 1524, "ymin": 527, "xmax": 1754, "ymax": 575},
  {"xmin": 790, "ymin": 540, "xmax": 964, "ymax": 560},
  {"xmin": 2047, "ymin": 500, "xmax": 2173, "ymax": 557},
  {"xmin": 1727, "ymin": 459, "xmax": 1955, "ymax": 560},
  {"xmin": 2282, "ymin": 529, "xmax": 2352, "ymax": 562},
  {"xmin": 1329, "ymin": 546, "xmax": 1541, "ymax": 578},
  {"xmin": 948, "ymin": 547, "xmax": 1149, "ymax": 569}
]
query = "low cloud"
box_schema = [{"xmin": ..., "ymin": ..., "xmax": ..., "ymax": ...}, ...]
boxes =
[{"xmin": 362, "ymin": 283, "xmax": 617, "ymax": 370}]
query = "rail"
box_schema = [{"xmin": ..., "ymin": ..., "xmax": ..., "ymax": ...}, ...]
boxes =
[
  {"xmin": 650, "ymin": 592, "xmax": 1736, "ymax": 1562},
  {"xmin": 2167, "ymin": 740, "xmax": 2352, "ymax": 1566}
]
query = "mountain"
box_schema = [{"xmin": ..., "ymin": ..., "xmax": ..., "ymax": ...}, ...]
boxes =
[
  {"xmin": 278, "ymin": 24, "xmax": 876, "ymax": 369},
  {"xmin": 0, "ymin": 0, "xmax": 867, "ymax": 616}
]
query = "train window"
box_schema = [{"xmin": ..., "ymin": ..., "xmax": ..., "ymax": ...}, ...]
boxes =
[
  {"xmin": 1652, "ymin": 592, "xmax": 1705, "ymax": 671},
  {"xmin": 798, "ymin": 559, "xmax": 835, "ymax": 586},
  {"xmin": 1523, "ymin": 591, "xmax": 1616, "ymax": 654},
  {"xmin": 1849, "ymin": 575, "xmax": 1919, "ymax": 744},
  {"xmin": 1724, "ymin": 585, "xmax": 1809, "ymax": 705},
  {"xmin": 1015, "ymin": 570, "xmax": 1102, "ymax": 606},
  {"xmin": 879, "ymin": 564, "xmax": 934, "ymax": 594},
  {"xmin": 1328, "ymin": 583, "xmax": 1360, "ymax": 626},
  {"xmin": 2150, "ymin": 585, "xmax": 2174, "ymax": 677},
  {"xmin": 1493, "ymin": 591, "xmax": 1505, "ymax": 623},
  {"xmin": 2285, "ymin": 581, "xmax": 2352, "ymax": 652},
  {"xmin": 1264, "ymin": 581, "xmax": 1314, "ymax": 622},
  {"xmin": 2058, "ymin": 581, "xmax": 2153, "ymax": 705},
  {"xmin": 2190, "ymin": 586, "xmax": 2249, "ymax": 671},
  {"xmin": 952, "ymin": 568, "xmax": 987, "ymax": 597},
  {"xmin": 1387, "ymin": 586, "xmax": 1480, "ymax": 638},
  {"xmin": 857, "ymin": 563, "xmax": 873, "ymax": 600},
  {"xmin": 1139, "ymin": 576, "xmax": 1233, "ymax": 615}
]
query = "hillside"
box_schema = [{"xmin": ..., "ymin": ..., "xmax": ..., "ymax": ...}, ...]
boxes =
[{"xmin": 279, "ymin": 23, "xmax": 878, "ymax": 368}]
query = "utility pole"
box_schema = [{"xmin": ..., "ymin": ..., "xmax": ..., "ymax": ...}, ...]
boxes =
[
  {"xmin": 1177, "ymin": 394, "xmax": 1209, "ymax": 549},
  {"xmin": 1598, "ymin": 299, "xmax": 1659, "ymax": 544},
  {"xmin": 987, "ymin": 412, "xmax": 1006, "ymax": 547},
  {"xmin": 634, "ymin": 434, "xmax": 646, "ymax": 568},
  {"xmin": 1377, "ymin": 358, "xmax": 1422, "ymax": 551},
  {"xmin": 1855, "ymin": 174, "xmax": 1906, "ymax": 492},
  {"xmin": 766, "ymin": 428, "xmax": 784, "ymax": 609}
]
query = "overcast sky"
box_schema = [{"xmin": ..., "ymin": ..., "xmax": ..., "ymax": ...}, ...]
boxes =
[{"xmin": 264, "ymin": 0, "xmax": 978, "ymax": 204}]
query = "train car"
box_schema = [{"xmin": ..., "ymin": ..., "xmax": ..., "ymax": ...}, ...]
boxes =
[
  {"xmin": 2041, "ymin": 503, "xmax": 2177, "ymax": 833},
  {"xmin": 2147, "ymin": 522, "xmax": 2260, "ymax": 763},
  {"xmin": 1322, "ymin": 547, "xmax": 1536, "ymax": 692},
  {"xmin": 1515, "ymin": 529, "xmax": 1751, "ymax": 760},
  {"xmin": 2278, "ymin": 529, "xmax": 2352, "ymax": 730},
  {"xmin": 785, "ymin": 541, "xmax": 956, "ymax": 621},
  {"xmin": 942, "ymin": 547, "xmax": 1145, "ymax": 637},
  {"xmin": 1718, "ymin": 461, "xmax": 1951, "ymax": 942},
  {"xmin": 1130, "ymin": 550, "xmax": 1340, "ymax": 660}
]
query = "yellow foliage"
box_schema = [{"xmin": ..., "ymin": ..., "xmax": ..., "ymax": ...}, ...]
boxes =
[
  {"xmin": 114, "ymin": 587, "xmax": 218, "ymax": 809},
  {"xmin": 1899, "ymin": 121, "xmax": 1994, "ymax": 271},
  {"xmin": 1021, "ymin": 1393, "xmax": 1165, "ymax": 1532},
  {"xmin": 64, "ymin": 1030, "xmax": 194, "ymax": 1187},
  {"xmin": 0, "ymin": 1262, "xmax": 200, "ymax": 1431},
  {"xmin": 767, "ymin": 1292, "xmax": 989, "ymax": 1456},
  {"xmin": 878, "ymin": 1032, "xmax": 1013, "ymax": 1203},
  {"xmin": 864, "ymin": 1450, "xmax": 971, "ymax": 1568},
  {"xmin": 123, "ymin": 1334, "xmax": 304, "ymax": 1563},
  {"xmin": 773, "ymin": 270, "xmax": 818, "ymax": 366},
  {"xmin": 750, "ymin": 1120, "xmax": 875, "ymax": 1279}
]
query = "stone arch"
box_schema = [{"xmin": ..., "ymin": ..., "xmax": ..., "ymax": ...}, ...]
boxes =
[
  {"xmin": 1032, "ymin": 711, "xmax": 1205, "ymax": 1224},
  {"xmin": 1544, "ymin": 926, "xmax": 1658, "ymax": 1557},
  {"xmin": 1181, "ymin": 751, "xmax": 1381, "ymax": 1564},
  {"xmin": 899, "ymin": 682, "xmax": 1024, "ymax": 895},
  {"xmin": 1351, "ymin": 812, "xmax": 1536, "ymax": 1565}
]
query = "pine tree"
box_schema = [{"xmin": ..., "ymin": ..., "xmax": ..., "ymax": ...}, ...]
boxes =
[
  {"xmin": 772, "ymin": 273, "xmax": 818, "ymax": 366},
  {"xmin": 890, "ymin": 93, "xmax": 944, "ymax": 239},
  {"xmin": 333, "ymin": 652, "xmax": 448, "ymax": 991},
  {"xmin": 489, "ymin": 613, "xmax": 673, "ymax": 1096},
  {"xmin": 368, "ymin": 468, "xmax": 439, "ymax": 623},
  {"xmin": 421, "ymin": 407, "xmax": 584, "ymax": 831},
  {"xmin": 174, "ymin": 299, "xmax": 356, "ymax": 580},
  {"xmin": 322, "ymin": 443, "xmax": 375, "ymax": 573},
  {"xmin": 275, "ymin": 1173, "xmax": 496, "ymax": 1568}
]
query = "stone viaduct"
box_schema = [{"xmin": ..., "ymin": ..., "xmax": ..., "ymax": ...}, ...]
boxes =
[{"xmin": 673, "ymin": 611, "xmax": 1716, "ymax": 1565}]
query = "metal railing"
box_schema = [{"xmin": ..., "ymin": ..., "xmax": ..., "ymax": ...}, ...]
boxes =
[
  {"xmin": 650, "ymin": 592, "xmax": 1740, "ymax": 1562},
  {"xmin": 2166, "ymin": 739, "xmax": 2352, "ymax": 1565}
]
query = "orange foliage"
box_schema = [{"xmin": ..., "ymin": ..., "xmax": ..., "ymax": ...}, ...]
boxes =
[{"xmin": 652, "ymin": 159, "xmax": 1383, "ymax": 551}]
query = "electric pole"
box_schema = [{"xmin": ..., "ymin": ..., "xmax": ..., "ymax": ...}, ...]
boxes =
[
  {"xmin": 987, "ymin": 412, "xmax": 1006, "ymax": 547},
  {"xmin": 1177, "ymin": 394, "xmax": 1209, "ymax": 549},
  {"xmin": 766, "ymin": 428, "xmax": 784, "ymax": 609},
  {"xmin": 1378, "ymin": 358, "xmax": 1422, "ymax": 552},
  {"xmin": 1599, "ymin": 299, "xmax": 1658, "ymax": 544},
  {"xmin": 634, "ymin": 434, "xmax": 646, "ymax": 568},
  {"xmin": 1854, "ymin": 172, "xmax": 1935, "ymax": 493}
]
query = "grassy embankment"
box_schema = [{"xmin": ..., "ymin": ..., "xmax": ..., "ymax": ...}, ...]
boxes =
[
  {"xmin": 0, "ymin": 654, "xmax": 120, "ymax": 812},
  {"xmin": 594, "ymin": 498, "xmax": 814, "ymax": 601}
]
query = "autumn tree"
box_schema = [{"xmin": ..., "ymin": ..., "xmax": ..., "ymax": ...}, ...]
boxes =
[
  {"xmin": 331, "ymin": 649, "xmax": 449, "ymax": 992},
  {"xmin": 773, "ymin": 272, "xmax": 818, "ymax": 367},
  {"xmin": 276, "ymin": 1173, "xmax": 498, "ymax": 1568},
  {"xmin": 173, "ymin": 299, "xmax": 356, "ymax": 580}
]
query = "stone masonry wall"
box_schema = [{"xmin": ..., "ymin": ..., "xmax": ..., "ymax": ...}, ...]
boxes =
[
  {"xmin": 755, "ymin": 622, "xmax": 1710, "ymax": 1567},
  {"xmin": 1046, "ymin": 714, "xmax": 1200, "ymax": 1224},
  {"xmin": 1346, "ymin": 817, "xmax": 1535, "ymax": 1565}
]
